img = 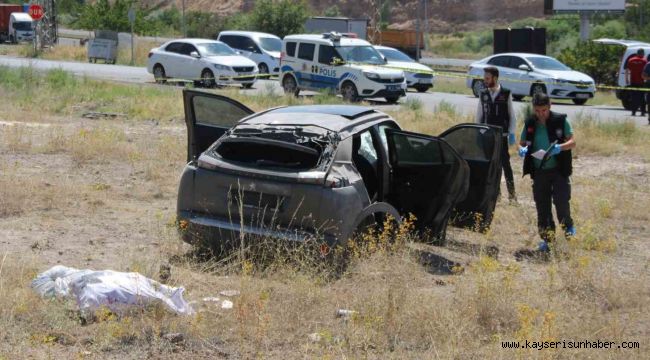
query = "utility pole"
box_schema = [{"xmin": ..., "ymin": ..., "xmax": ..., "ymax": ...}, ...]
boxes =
[
  {"xmin": 423, "ymin": 0, "xmax": 428, "ymax": 52},
  {"xmin": 415, "ymin": 0, "xmax": 421, "ymax": 60},
  {"xmin": 579, "ymin": 12, "xmax": 590, "ymax": 41}
]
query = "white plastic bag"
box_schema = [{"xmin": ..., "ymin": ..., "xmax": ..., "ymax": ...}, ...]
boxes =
[{"xmin": 32, "ymin": 265, "xmax": 194, "ymax": 315}]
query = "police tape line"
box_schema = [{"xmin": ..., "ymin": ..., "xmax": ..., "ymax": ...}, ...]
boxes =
[{"xmin": 154, "ymin": 63, "xmax": 650, "ymax": 93}]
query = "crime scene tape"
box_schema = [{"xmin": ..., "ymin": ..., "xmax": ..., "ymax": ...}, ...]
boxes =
[{"xmin": 156, "ymin": 61, "xmax": 650, "ymax": 93}]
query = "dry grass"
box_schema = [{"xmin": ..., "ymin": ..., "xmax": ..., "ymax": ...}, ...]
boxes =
[{"xmin": 0, "ymin": 66, "xmax": 649, "ymax": 358}]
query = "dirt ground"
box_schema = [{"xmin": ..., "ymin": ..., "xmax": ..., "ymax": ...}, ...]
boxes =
[{"xmin": 1, "ymin": 97, "xmax": 649, "ymax": 359}]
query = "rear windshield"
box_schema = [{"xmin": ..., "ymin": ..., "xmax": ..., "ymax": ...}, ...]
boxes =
[{"xmin": 213, "ymin": 127, "xmax": 338, "ymax": 171}]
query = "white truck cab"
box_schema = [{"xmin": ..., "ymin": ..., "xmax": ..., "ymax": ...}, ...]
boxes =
[
  {"xmin": 9, "ymin": 12, "xmax": 33, "ymax": 43},
  {"xmin": 280, "ymin": 32, "xmax": 406, "ymax": 103},
  {"xmin": 593, "ymin": 38, "xmax": 650, "ymax": 110}
]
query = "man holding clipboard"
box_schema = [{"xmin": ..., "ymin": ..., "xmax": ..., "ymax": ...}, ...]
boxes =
[{"xmin": 518, "ymin": 93, "xmax": 577, "ymax": 255}]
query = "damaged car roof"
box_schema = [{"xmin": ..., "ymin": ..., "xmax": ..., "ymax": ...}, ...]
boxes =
[{"xmin": 239, "ymin": 105, "xmax": 389, "ymax": 135}]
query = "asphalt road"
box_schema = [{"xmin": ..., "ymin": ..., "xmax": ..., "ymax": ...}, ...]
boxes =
[{"xmin": 0, "ymin": 54, "xmax": 645, "ymax": 126}]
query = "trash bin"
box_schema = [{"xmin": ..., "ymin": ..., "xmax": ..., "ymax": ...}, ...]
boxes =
[{"xmin": 87, "ymin": 30, "xmax": 118, "ymax": 64}]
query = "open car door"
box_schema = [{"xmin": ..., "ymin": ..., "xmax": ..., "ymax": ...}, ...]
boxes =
[
  {"xmin": 183, "ymin": 89, "xmax": 254, "ymax": 162},
  {"xmin": 385, "ymin": 129, "xmax": 469, "ymax": 239},
  {"xmin": 439, "ymin": 123, "xmax": 502, "ymax": 231}
]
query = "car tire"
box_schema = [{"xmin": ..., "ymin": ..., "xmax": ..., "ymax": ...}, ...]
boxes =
[
  {"xmin": 242, "ymin": 83, "xmax": 254, "ymax": 89},
  {"xmin": 572, "ymin": 98, "xmax": 588, "ymax": 105},
  {"xmin": 414, "ymin": 84, "xmax": 430, "ymax": 93},
  {"xmin": 512, "ymin": 95, "xmax": 524, "ymax": 102},
  {"xmin": 385, "ymin": 95, "xmax": 400, "ymax": 104},
  {"xmin": 530, "ymin": 83, "xmax": 547, "ymax": 96},
  {"xmin": 201, "ymin": 69, "xmax": 216, "ymax": 88},
  {"xmin": 472, "ymin": 79, "xmax": 485, "ymax": 97},
  {"xmin": 258, "ymin": 63, "xmax": 269, "ymax": 75},
  {"xmin": 153, "ymin": 64, "xmax": 167, "ymax": 84},
  {"xmin": 341, "ymin": 81, "xmax": 359, "ymax": 102},
  {"xmin": 282, "ymin": 74, "xmax": 299, "ymax": 96}
]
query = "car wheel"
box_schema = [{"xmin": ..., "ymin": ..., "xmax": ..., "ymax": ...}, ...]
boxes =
[
  {"xmin": 414, "ymin": 84, "xmax": 430, "ymax": 93},
  {"xmin": 530, "ymin": 83, "xmax": 547, "ymax": 96},
  {"xmin": 341, "ymin": 81, "xmax": 359, "ymax": 102},
  {"xmin": 258, "ymin": 63, "xmax": 269, "ymax": 74},
  {"xmin": 471, "ymin": 79, "xmax": 485, "ymax": 97},
  {"xmin": 385, "ymin": 95, "xmax": 400, "ymax": 104},
  {"xmin": 242, "ymin": 83, "xmax": 254, "ymax": 89},
  {"xmin": 620, "ymin": 92, "xmax": 635, "ymax": 110},
  {"xmin": 572, "ymin": 98, "xmax": 588, "ymax": 105},
  {"xmin": 201, "ymin": 69, "xmax": 216, "ymax": 88},
  {"xmin": 282, "ymin": 75, "xmax": 299, "ymax": 96},
  {"xmin": 153, "ymin": 64, "xmax": 167, "ymax": 84},
  {"xmin": 512, "ymin": 95, "xmax": 524, "ymax": 102}
]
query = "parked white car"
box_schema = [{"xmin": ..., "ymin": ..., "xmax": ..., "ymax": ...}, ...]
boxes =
[
  {"xmin": 374, "ymin": 45, "xmax": 434, "ymax": 92},
  {"xmin": 467, "ymin": 53, "xmax": 595, "ymax": 105},
  {"xmin": 217, "ymin": 31, "xmax": 282, "ymax": 75},
  {"xmin": 147, "ymin": 39, "xmax": 258, "ymax": 88}
]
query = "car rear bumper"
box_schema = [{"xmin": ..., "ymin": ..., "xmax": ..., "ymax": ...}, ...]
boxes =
[{"xmin": 177, "ymin": 210, "xmax": 335, "ymax": 247}]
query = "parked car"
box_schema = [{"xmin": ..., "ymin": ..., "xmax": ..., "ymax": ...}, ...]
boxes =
[
  {"xmin": 147, "ymin": 39, "xmax": 258, "ymax": 88},
  {"xmin": 467, "ymin": 53, "xmax": 596, "ymax": 105},
  {"xmin": 592, "ymin": 38, "xmax": 650, "ymax": 110},
  {"xmin": 177, "ymin": 89, "xmax": 504, "ymax": 255},
  {"xmin": 280, "ymin": 32, "xmax": 407, "ymax": 103},
  {"xmin": 374, "ymin": 45, "xmax": 434, "ymax": 93},
  {"xmin": 217, "ymin": 31, "xmax": 282, "ymax": 75}
]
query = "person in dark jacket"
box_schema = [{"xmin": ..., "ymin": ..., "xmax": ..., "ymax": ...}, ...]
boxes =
[
  {"xmin": 475, "ymin": 66, "xmax": 518, "ymax": 201},
  {"xmin": 518, "ymin": 93, "xmax": 576, "ymax": 254}
]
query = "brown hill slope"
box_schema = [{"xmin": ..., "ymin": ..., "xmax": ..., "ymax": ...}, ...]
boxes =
[{"xmin": 142, "ymin": 0, "xmax": 545, "ymax": 32}]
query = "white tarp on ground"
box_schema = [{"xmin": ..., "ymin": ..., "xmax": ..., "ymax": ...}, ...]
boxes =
[{"xmin": 31, "ymin": 265, "xmax": 194, "ymax": 315}]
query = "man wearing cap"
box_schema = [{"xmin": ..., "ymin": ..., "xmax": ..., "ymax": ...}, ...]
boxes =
[
  {"xmin": 518, "ymin": 93, "xmax": 576, "ymax": 255},
  {"xmin": 476, "ymin": 66, "xmax": 518, "ymax": 201}
]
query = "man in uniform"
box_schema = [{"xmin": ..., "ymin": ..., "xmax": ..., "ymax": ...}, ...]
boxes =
[
  {"xmin": 518, "ymin": 93, "xmax": 576, "ymax": 254},
  {"xmin": 625, "ymin": 48, "xmax": 647, "ymax": 117},
  {"xmin": 475, "ymin": 66, "xmax": 518, "ymax": 201}
]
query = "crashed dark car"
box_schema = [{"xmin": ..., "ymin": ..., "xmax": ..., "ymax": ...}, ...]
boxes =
[{"xmin": 177, "ymin": 89, "xmax": 503, "ymax": 254}]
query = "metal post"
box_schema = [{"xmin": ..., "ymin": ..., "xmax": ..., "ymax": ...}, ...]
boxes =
[
  {"xmin": 423, "ymin": 0, "xmax": 428, "ymax": 52},
  {"xmin": 579, "ymin": 12, "xmax": 590, "ymax": 41},
  {"xmin": 130, "ymin": 22, "xmax": 134, "ymax": 65},
  {"xmin": 415, "ymin": 0, "xmax": 421, "ymax": 60},
  {"xmin": 182, "ymin": 0, "xmax": 186, "ymax": 37}
]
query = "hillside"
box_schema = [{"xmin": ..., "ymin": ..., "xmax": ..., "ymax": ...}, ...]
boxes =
[{"xmin": 143, "ymin": 0, "xmax": 545, "ymax": 32}]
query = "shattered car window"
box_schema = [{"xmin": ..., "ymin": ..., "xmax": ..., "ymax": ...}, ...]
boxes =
[
  {"xmin": 358, "ymin": 131, "xmax": 378, "ymax": 162},
  {"xmin": 193, "ymin": 96, "xmax": 252, "ymax": 128},
  {"xmin": 212, "ymin": 125, "xmax": 340, "ymax": 171}
]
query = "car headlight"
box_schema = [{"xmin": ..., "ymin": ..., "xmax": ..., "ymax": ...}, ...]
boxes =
[
  {"xmin": 363, "ymin": 71, "xmax": 380, "ymax": 80},
  {"xmin": 213, "ymin": 64, "xmax": 231, "ymax": 71},
  {"xmin": 553, "ymin": 78, "xmax": 570, "ymax": 85}
]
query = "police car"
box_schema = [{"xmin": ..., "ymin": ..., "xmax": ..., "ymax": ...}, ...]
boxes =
[{"xmin": 280, "ymin": 33, "xmax": 407, "ymax": 103}]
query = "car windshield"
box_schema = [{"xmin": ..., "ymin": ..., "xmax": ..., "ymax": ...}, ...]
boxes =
[
  {"xmin": 336, "ymin": 45, "xmax": 385, "ymax": 65},
  {"xmin": 197, "ymin": 42, "xmax": 236, "ymax": 56},
  {"xmin": 526, "ymin": 57, "xmax": 570, "ymax": 71},
  {"xmin": 259, "ymin": 37, "xmax": 281, "ymax": 52},
  {"xmin": 378, "ymin": 48, "xmax": 414, "ymax": 62},
  {"xmin": 13, "ymin": 22, "xmax": 32, "ymax": 31}
]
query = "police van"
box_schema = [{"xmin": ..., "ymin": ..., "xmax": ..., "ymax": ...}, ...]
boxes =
[{"xmin": 280, "ymin": 33, "xmax": 407, "ymax": 103}]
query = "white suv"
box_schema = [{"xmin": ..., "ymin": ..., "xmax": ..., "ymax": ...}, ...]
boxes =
[
  {"xmin": 217, "ymin": 31, "xmax": 282, "ymax": 75},
  {"xmin": 280, "ymin": 33, "xmax": 407, "ymax": 103}
]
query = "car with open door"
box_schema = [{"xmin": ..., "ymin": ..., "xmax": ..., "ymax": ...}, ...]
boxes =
[{"xmin": 177, "ymin": 89, "xmax": 502, "ymax": 255}]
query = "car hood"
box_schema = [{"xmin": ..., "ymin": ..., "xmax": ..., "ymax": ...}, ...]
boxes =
[
  {"xmin": 351, "ymin": 64, "xmax": 405, "ymax": 78},
  {"xmin": 534, "ymin": 69, "xmax": 594, "ymax": 83},
  {"xmin": 204, "ymin": 55, "xmax": 257, "ymax": 67},
  {"xmin": 386, "ymin": 60, "xmax": 432, "ymax": 74},
  {"xmin": 267, "ymin": 51, "xmax": 281, "ymax": 59}
]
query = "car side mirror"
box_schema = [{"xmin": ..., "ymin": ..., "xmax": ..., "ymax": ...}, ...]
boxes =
[
  {"xmin": 518, "ymin": 64, "xmax": 531, "ymax": 72},
  {"xmin": 190, "ymin": 51, "xmax": 200, "ymax": 58}
]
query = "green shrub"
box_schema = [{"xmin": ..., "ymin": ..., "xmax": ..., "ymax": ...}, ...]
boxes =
[{"xmin": 557, "ymin": 42, "xmax": 623, "ymax": 85}]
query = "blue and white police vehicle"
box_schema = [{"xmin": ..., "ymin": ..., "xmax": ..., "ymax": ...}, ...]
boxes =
[{"xmin": 280, "ymin": 33, "xmax": 407, "ymax": 103}]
